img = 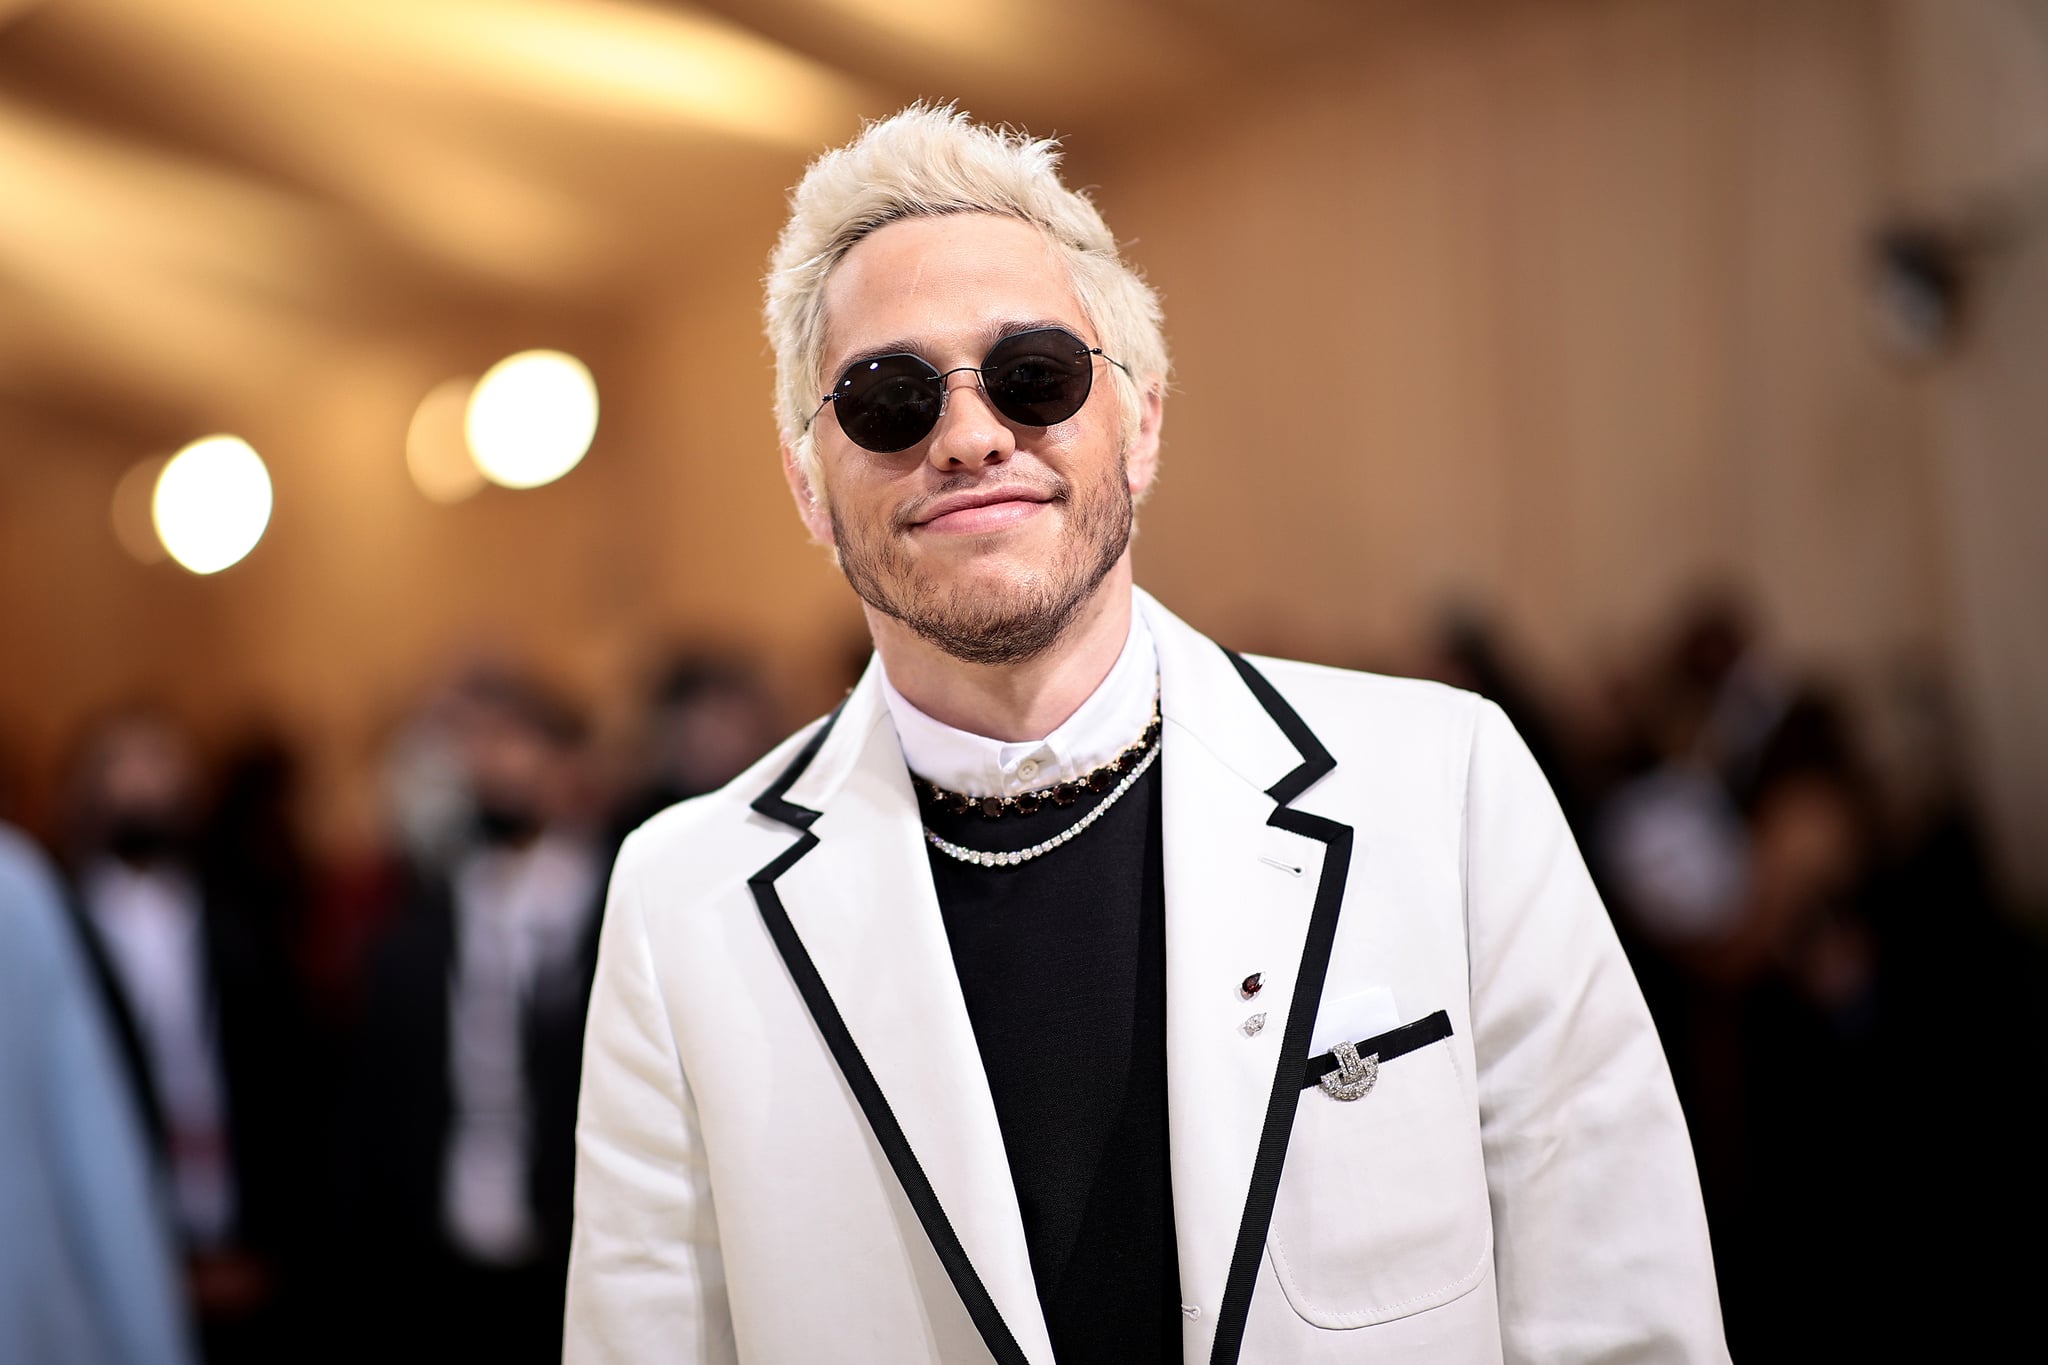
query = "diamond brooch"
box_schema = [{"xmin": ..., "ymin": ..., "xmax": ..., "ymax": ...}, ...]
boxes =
[{"xmin": 1317, "ymin": 1041, "xmax": 1379, "ymax": 1102}]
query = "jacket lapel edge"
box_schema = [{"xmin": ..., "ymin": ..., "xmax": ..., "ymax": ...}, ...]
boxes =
[
  {"xmin": 746, "ymin": 706, "xmax": 1035, "ymax": 1365},
  {"xmin": 1205, "ymin": 649, "xmax": 1354, "ymax": 1365}
]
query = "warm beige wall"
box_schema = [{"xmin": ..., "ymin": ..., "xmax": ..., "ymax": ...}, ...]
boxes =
[
  {"xmin": 7, "ymin": 0, "xmax": 2033, "ymax": 894},
  {"xmin": 1087, "ymin": 0, "xmax": 1939, "ymax": 684}
]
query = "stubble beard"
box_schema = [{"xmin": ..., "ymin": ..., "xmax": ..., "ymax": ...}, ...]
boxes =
[{"xmin": 831, "ymin": 452, "xmax": 1133, "ymax": 668}]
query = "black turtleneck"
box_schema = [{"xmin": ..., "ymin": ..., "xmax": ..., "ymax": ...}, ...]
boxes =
[{"xmin": 919, "ymin": 755, "xmax": 1180, "ymax": 1364}]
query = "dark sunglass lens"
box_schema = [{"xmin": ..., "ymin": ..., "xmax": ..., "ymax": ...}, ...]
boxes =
[
  {"xmin": 834, "ymin": 355, "xmax": 941, "ymax": 452},
  {"xmin": 983, "ymin": 329, "xmax": 1093, "ymax": 427}
]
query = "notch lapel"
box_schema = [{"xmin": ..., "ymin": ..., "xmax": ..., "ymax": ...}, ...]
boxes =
[
  {"xmin": 1143, "ymin": 592, "xmax": 1355, "ymax": 1365},
  {"xmin": 748, "ymin": 675, "xmax": 1055, "ymax": 1365}
]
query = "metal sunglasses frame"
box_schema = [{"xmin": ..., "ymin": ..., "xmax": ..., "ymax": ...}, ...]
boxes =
[{"xmin": 802, "ymin": 325, "xmax": 1132, "ymax": 452}]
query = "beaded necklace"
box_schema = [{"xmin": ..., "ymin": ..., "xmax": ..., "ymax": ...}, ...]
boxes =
[{"xmin": 917, "ymin": 696, "xmax": 1162, "ymax": 867}]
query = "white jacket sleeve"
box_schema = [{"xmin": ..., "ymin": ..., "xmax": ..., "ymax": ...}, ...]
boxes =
[
  {"xmin": 1462, "ymin": 700, "xmax": 1728, "ymax": 1362},
  {"xmin": 564, "ymin": 834, "xmax": 737, "ymax": 1365}
]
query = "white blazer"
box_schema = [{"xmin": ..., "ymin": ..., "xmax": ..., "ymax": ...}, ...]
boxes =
[{"xmin": 565, "ymin": 591, "xmax": 1727, "ymax": 1364}]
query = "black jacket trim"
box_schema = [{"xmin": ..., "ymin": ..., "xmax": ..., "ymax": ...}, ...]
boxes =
[
  {"xmin": 1301, "ymin": 1010, "xmax": 1455, "ymax": 1088},
  {"xmin": 747, "ymin": 704, "xmax": 1033, "ymax": 1365},
  {"xmin": 748, "ymin": 704, "xmax": 841, "ymax": 830},
  {"xmin": 1210, "ymin": 649, "xmax": 1356, "ymax": 1365}
]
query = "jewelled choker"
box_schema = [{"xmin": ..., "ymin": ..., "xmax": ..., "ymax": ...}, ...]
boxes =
[
  {"xmin": 918, "ymin": 693, "xmax": 1163, "ymax": 868},
  {"xmin": 916, "ymin": 700, "xmax": 1163, "ymax": 820},
  {"xmin": 924, "ymin": 741, "xmax": 1159, "ymax": 868}
]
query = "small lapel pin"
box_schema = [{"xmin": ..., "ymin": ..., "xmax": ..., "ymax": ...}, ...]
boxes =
[
  {"xmin": 1241, "ymin": 1013, "xmax": 1267, "ymax": 1037},
  {"xmin": 1240, "ymin": 972, "xmax": 1263, "ymax": 1000}
]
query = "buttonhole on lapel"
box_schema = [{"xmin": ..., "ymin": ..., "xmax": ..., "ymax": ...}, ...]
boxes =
[{"xmin": 1259, "ymin": 855, "xmax": 1303, "ymax": 877}]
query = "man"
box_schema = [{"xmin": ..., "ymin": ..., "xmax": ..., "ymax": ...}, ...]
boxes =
[
  {"xmin": 61, "ymin": 712, "xmax": 311, "ymax": 1364},
  {"xmin": 348, "ymin": 670, "xmax": 606, "ymax": 1365},
  {"xmin": 567, "ymin": 105, "xmax": 1725, "ymax": 1364}
]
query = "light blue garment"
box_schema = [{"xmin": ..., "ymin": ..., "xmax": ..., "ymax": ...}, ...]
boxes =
[{"xmin": 0, "ymin": 824, "xmax": 195, "ymax": 1365}]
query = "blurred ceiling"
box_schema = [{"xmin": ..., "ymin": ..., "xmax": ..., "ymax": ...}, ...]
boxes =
[{"xmin": 0, "ymin": 0, "xmax": 1399, "ymax": 453}]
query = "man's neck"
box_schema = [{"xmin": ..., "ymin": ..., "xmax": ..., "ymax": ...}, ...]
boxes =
[{"xmin": 866, "ymin": 561, "xmax": 1136, "ymax": 743}]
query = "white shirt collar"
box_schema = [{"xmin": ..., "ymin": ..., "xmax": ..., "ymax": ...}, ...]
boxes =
[{"xmin": 879, "ymin": 593, "xmax": 1158, "ymax": 799}]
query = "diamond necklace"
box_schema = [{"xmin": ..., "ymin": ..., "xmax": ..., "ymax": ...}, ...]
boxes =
[{"xmin": 923, "ymin": 739, "xmax": 1160, "ymax": 867}]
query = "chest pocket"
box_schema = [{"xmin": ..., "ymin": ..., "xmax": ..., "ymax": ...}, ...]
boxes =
[{"xmin": 1265, "ymin": 1011, "xmax": 1492, "ymax": 1328}]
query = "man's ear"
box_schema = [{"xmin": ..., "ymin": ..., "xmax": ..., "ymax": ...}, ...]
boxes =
[
  {"xmin": 1125, "ymin": 378, "xmax": 1165, "ymax": 501},
  {"xmin": 781, "ymin": 440, "xmax": 835, "ymax": 546}
]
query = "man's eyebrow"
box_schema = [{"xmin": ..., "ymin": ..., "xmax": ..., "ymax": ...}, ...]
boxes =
[{"xmin": 825, "ymin": 318, "xmax": 1084, "ymax": 382}]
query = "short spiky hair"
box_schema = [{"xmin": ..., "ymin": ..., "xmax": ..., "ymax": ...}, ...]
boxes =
[{"xmin": 764, "ymin": 103, "xmax": 1169, "ymax": 506}]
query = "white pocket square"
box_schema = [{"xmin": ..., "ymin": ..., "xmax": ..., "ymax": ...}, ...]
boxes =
[{"xmin": 1309, "ymin": 986, "xmax": 1402, "ymax": 1056}]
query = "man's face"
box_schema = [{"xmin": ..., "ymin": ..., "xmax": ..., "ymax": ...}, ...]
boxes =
[{"xmin": 790, "ymin": 212, "xmax": 1159, "ymax": 667}]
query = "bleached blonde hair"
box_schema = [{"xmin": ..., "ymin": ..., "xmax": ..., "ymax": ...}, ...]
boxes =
[{"xmin": 765, "ymin": 103, "xmax": 1169, "ymax": 508}]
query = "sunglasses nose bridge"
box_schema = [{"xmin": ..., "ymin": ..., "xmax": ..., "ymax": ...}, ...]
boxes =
[
  {"xmin": 929, "ymin": 364, "xmax": 998, "ymax": 423},
  {"xmin": 932, "ymin": 363, "xmax": 986, "ymax": 395},
  {"xmin": 925, "ymin": 365, "xmax": 1014, "ymax": 465}
]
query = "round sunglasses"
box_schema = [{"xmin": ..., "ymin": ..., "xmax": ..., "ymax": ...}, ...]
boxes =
[{"xmin": 805, "ymin": 326, "xmax": 1131, "ymax": 454}]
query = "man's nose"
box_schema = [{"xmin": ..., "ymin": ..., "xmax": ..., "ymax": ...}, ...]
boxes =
[{"xmin": 926, "ymin": 371, "xmax": 1015, "ymax": 472}]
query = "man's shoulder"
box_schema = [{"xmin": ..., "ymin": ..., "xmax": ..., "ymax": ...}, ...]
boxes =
[
  {"xmin": 1240, "ymin": 652, "xmax": 1485, "ymax": 742},
  {"xmin": 1141, "ymin": 590, "xmax": 1489, "ymax": 762},
  {"xmin": 612, "ymin": 713, "xmax": 835, "ymax": 883},
  {"xmin": 1227, "ymin": 652, "xmax": 1497, "ymax": 800},
  {"xmin": 1240, "ymin": 652, "xmax": 1475, "ymax": 715}
]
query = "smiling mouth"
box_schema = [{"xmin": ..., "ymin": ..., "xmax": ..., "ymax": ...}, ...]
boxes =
[
  {"xmin": 905, "ymin": 481, "xmax": 1062, "ymax": 535},
  {"xmin": 915, "ymin": 496, "xmax": 1051, "ymax": 535}
]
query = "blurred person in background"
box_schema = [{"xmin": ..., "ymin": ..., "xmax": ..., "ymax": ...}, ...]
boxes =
[
  {"xmin": 345, "ymin": 668, "xmax": 606, "ymax": 1365},
  {"xmin": 380, "ymin": 682, "xmax": 490, "ymax": 885},
  {"xmin": 59, "ymin": 711, "xmax": 314, "ymax": 1364},
  {"xmin": 1597, "ymin": 593, "xmax": 1792, "ymax": 958},
  {"xmin": 1590, "ymin": 601, "xmax": 1874, "ymax": 1350},
  {"xmin": 199, "ymin": 736, "xmax": 316, "ymax": 985},
  {"xmin": 611, "ymin": 650, "xmax": 782, "ymax": 840},
  {"xmin": 1591, "ymin": 598, "xmax": 2048, "ymax": 1359},
  {"xmin": 293, "ymin": 681, "xmax": 487, "ymax": 1027},
  {"xmin": 1688, "ymin": 693, "xmax": 1888, "ymax": 1358},
  {"xmin": 1, "ymin": 819, "xmax": 195, "ymax": 1365}
]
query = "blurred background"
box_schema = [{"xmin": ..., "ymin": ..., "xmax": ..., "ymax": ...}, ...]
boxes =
[{"xmin": 2, "ymin": 0, "xmax": 2044, "ymax": 1361}]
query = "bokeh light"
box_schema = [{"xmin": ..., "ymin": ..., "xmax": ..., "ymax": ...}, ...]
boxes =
[
  {"xmin": 110, "ymin": 456, "xmax": 169, "ymax": 565},
  {"xmin": 465, "ymin": 349, "xmax": 597, "ymax": 489},
  {"xmin": 407, "ymin": 376, "xmax": 486, "ymax": 504},
  {"xmin": 151, "ymin": 435, "xmax": 274, "ymax": 575}
]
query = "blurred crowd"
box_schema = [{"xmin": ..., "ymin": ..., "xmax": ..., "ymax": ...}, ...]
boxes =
[
  {"xmin": 0, "ymin": 649, "xmax": 786, "ymax": 1365},
  {"xmin": 1, "ymin": 596, "xmax": 2042, "ymax": 1364}
]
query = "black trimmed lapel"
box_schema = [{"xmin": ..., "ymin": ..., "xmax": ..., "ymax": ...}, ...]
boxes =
[
  {"xmin": 746, "ymin": 678, "xmax": 1054, "ymax": 1365},
  {"xmin": 1145, "ymin": 589, "xmax": 1355, "ymax": 1365}
]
